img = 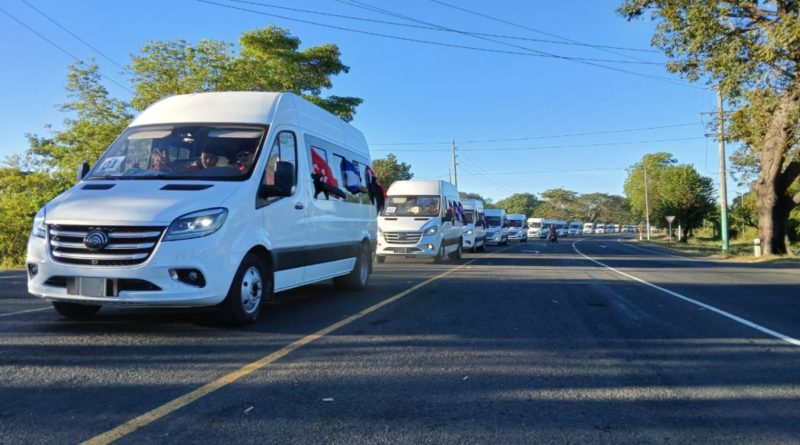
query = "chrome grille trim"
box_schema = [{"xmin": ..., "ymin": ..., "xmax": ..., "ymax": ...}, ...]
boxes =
[
  {"xmin": 48, "ymin": 224, "xmax": 164, "ymax": 266},
  {"xmin": 383, "ymin": 231, "xmax": 423, "ymax": 244}
]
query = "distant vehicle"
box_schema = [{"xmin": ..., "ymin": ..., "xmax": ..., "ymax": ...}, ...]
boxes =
[
  {"xmin": 595, "ymin": 224, "xmax": 606, "ymax": 234},
  {"xmin": 484, "ymin": 209, "xmax": 509, "ymax": 245},
  {"xmin": 377, "ymin": 179, "xmax": 464, "ymax": 263},
  {"xmin": 613, "ymin": 224, "xmax": 621, "ymax": 233},
  {"xmin": 555, "ymin": 220, "xmax": 569, "ymax": 237},
  {"xmin": 582, "ymin": 222, "xmax": 595, "ymax": 234},
  {"xmin": 461, "ymin": 199, "xmax": 486, "ymax": 252},
  {"xmin": 568, "ymin": 221, "xmax": 582, "ymax": 236},
  {"xmin": 527, "ymin": 217, "xmax": 545, "ymax": 239},
  {"xmin": 506, "ymin": 213, "xmax": 528, "ymax": 242},
  {"xmin": 605, "ymin": 224, "xmax": 615, "ymax": 233}
]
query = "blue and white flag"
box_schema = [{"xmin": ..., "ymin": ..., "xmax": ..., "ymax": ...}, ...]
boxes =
[{"xmin": 341, "ymin": 158, "xmax": 362, "ymax": 194}]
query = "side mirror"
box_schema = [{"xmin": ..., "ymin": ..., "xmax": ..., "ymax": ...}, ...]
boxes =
[
  {"xmin": 443, "ymin": 210, "xmax": 453, "ymax": 222},
  {"xmin": 260, "ymin": 161, "xmax": 294, "ymax": 198},
  {"xmin": 77, "ymin": 162, "xmax": 90, "ymax": 181}
]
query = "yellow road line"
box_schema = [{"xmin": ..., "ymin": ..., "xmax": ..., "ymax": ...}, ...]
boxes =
[{"xmin": 82, "ymin": 246, "xmax": 514, "ymax": 445}]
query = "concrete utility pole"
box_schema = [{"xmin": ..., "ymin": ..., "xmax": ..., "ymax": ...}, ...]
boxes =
[
  {"xmin": 717, "ymin": 88, "xmax": 730, "ymax": 252},
  {"xmin": 451, "ymin": 139, "xmax": 458, "ymax": 188},
  {"xmin": 644, "ymin": 162, "xmax": 651, "ymax": 241}
]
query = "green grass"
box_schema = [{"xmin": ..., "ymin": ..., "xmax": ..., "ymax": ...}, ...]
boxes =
[{"xmin": 637, "ymin": 233, "xmax": 793, "ymax": 262}]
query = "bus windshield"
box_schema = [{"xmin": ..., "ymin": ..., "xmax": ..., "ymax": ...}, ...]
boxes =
[{"xmin": 381, "ymin": 196, "xmax": 440, "ymax": 217}]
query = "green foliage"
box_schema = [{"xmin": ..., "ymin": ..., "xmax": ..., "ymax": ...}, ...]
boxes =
[
  {"xmin": 371, "ymin": 154, "xmax": 413, "ymax": 189},
  {"xmin": 130, "ymin": 26, "xmax": 363, "ymax": 121},
  {"xmin": 574, "ymin": 193, "xmax": 633, "ymax": 224},
  {"xmin": 536, "ymin": 188, "xmax": 577, "ymax": 220},
  {"xmin": 623, "ymin": 152, "xmax": 677, "ymax": 219},
  {"xmin": 459, "ymin": 191, "xmax": 491, "ymax": 205},
  {"xmin": 624, "ymin": 153, "xmax": 715, "ymax": 240},
  {"xmin": 492, "ymin": 193, "xmax": 540, "ymax": 216},
  {"xmin": 0, "ymin": 168, "xmax": 61, "ymax": 268},
  {"xmin": 653, "ymin": 164, "xmax": 716, "ymax": 240}
]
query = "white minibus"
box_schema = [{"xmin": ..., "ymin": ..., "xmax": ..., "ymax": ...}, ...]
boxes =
[
  {"xmin": 376, "ymin": 180, "xmax": 464, "ymax": 262},
  {"xmin": 484, "ymin": 209, "xmax": 509, "ymax": 245},
  {"xmin": 461, "ymin": 198, "xmax": 486, "ymax": 252},
  {"xmin": 506, "ymin": 213, "xmax": 528, "ymax": 242},
  {"xmin": 26, "ymin": 92, "xmax": 377, "ymax": 324}
]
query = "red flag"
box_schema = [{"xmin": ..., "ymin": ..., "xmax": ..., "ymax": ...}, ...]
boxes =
[{"xmin": 310, "ymin": 147, "xmax": 339, "ymax": 188}]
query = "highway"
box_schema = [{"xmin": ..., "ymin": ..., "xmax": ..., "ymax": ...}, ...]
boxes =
[{"xmin": 1, "ymin": 235, "xmax": 799, "ymax": 444}]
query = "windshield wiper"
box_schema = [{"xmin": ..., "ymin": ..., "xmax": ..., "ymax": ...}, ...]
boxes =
[{"xmin": 87, "ymin": 175, "xmax": 119, "ymax": 180}]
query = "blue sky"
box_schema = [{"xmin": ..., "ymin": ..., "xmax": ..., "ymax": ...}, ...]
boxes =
[{"xmin": 0, "ymin": 0, "xmax": 741, "ymax": 202}]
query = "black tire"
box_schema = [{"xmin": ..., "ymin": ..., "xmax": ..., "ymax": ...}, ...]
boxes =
[
  {"xmin": 52, "ymin": 301, "xmax": 101, "ymax": 320},
  {"xmin": 470, "ymin": 242, "xmax": 477, "ymax": 253},
  {"xmin": 334, "ymin": 244, "xmax": 371, "ymax": 291},
  {"xmin": 219, "ymin": 253, "xmax": 269, "ymax": 325},
  {"xmin": 376, "ymin": 255, "xmax": 386, "ymax": 264},
  {"xmin": 434, "ymin": 244, "xmax": 447, "ymax": 263},
  {"xmin": 448, "ymin": 239, "xmax": 463, "ymax": 260},
  {"xmin": 477, "ymin": 240, "xmax": 486, "ymax": 252},
  {"xmin": 521, "ymin": 237, "xmax": 528, "ymax": 243}
]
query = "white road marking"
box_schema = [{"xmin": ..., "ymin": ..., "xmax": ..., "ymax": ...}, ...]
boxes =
[
  {"xmin": 617, "ymin": 239, "xmax": 690, "ymax": 259},
  {"xmin": 0, "ymin": 274, "xmax": 26, "ymax": 280},
  {"xmin": 520, "ymin": 250, "xmax": 540, "ymax": 254},
  {"xmin": 572, "ymin": 239, "xmax": 800, "ymax": 347},
  {"xmin": 0, "ymin": 307, "xmax": 50, "ymax": 318}
]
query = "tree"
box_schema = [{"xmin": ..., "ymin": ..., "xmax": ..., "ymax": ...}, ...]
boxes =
[
  {"xmin": 492, "ymin": 193, "xmax": 540, "ymax": 216},
  {"xmin": 654, "ymin": 165, "xmax": 716, "ymax": 241},
  {"xmin": 130, "ymin": 26, "xmax": 363, "ymax": 121},
  {"xmin": 574, "ymin": 193, "xmax": 633, "ymax": 224},
  {"xmin": 620, "ymin": 1, "xmax": 800, "ymax": 254},
  {"xmin": 623, "ymin": 152, "xmax": 677, "ymax": 222},
  {"xmin": 536, "ymin": 188, "xmax": 578, "ymax": 220},
  {"xmin": 371, "ymin": 153, "xmax": 413, "ymax": 189}
]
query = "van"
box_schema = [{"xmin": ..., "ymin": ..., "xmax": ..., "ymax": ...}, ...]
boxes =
[
  {"xmin": 506, "ymin": 214, "xmax": 528, "ymax": 242},
  {"xmin": 568, "ymin": 221, "xmax": 583, "ymax": 236},
  {"xmin": 527, "ymin": 217, "xmax": 545, "ymax": 239},
  {"xmin": 376, "ymin": 180, "xmax": 464, "ymax": 263},
  {"xmin": 461, "ymin": 199, "xmax": 486, "ymax": 252},
  {"xmin": 582, "ymin": 222, "xmax": 595, "ymax": 234},
  {"xmin": 484, "ymin": 209, "xmax": 509, "ymax": 245},
  {"xmin": 26, "ymin": 92, "xmax": 377, "ymax": 324}
]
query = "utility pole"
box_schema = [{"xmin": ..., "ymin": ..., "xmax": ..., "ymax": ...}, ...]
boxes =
[
  {"xmin": 451, "ymin": 139, "xmax": 458, "ymax": 188},
  {"xmin": 644, "ymin": 162, "xmax": 651, "ymax": 240},
  {"xmin": 717, "ymin": 87, "xmax": 730, "ymax": 252}
]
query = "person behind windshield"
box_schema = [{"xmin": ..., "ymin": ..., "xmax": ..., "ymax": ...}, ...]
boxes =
[
  {"xmin": 187, "ymin": 146, "xmax": 220, "ymax": 172},
  {"xmin": 421, "ymin": 198, "xmax": 439, "ymax": 216},
  {"xmin": 236, "ymin": 150, "xmax": 255, "ymax": 173},
  {"xmin": 149, "ymin": 147, "xmax": 174, "ymax": 172}
]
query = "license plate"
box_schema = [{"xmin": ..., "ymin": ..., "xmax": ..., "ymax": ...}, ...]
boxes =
[
  {"xmin": 68, "ymin": 277, "xmax": 109, "ymax": 298},
  {"xmin": 397, "ymin": 247, "xmax": 412, "ymax": 253}
]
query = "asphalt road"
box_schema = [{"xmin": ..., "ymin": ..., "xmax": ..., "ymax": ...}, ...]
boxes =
[{"xmin": 1, "ymin": 235, "xmax": 799, "ymax": 444}]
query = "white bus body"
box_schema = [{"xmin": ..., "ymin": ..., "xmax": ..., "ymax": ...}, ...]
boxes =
[
  {"xmin": 26, "ymin": 92, "xmax": 377, "ymax": 324},
  {"xmin": 376, "ymin": 180, "xmax": 464, "ymax": 262},
  {"xmin": 484, "ymin": 209, "xmax": 508, "ymax": 245},
  {"xmin": 506, "ymin": 213, "xmax": 528, "ymax": 242},
  {"xmin": 461, "ymin": 198, "xmax": 486, "ymax": 252}
]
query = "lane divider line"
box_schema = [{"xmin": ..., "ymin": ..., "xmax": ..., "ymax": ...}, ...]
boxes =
[
  {"xmin": 616, "ymin": 238, "xmax": 690, "ymax": 259},
  {"xmin": 0, "ymin": 274, "xmax": 27, "ymax": 280},
  {"xmin": 572, "ymin": 239, "xmax": 800, "ymax": 347},
  {"xmin": 0, "ymin": 307, "xmax": 50, "ymax": 318},
  {"xmin": 81, "ymin": 244, "xmax": 518, "ymax": 445}
]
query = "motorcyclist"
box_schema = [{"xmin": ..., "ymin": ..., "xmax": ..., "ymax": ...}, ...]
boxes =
[{"xmin": 548, "ymin": 224, "xmax": 558, "ymax": 243}]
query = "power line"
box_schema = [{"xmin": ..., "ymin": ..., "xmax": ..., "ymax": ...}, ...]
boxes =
[
  {"xmin": 227, "ymin": 0, "xmax": 659, "ymax": 54},
  {"xmin": 371, "ymin": 122, "xmax": 701, "ymax": 146},
  {"xmin": 20, "ymin": 0, "xmax": 130, "ymax": 74},
  {"xmin": 0, "ymin": 5, "xmax": 132, "ymax": 94},
  {"xmin": 428, "ymin": 0, "xmax": 652, "ymax": 63},
  {"xmin": 198, "ymin": 0, "xmax": 662, "ymax": 66},
  {"xmin": 335, "ymin": 0, "xmax": 693, "ymax": 87},
  {"xmin": 371, "ymin": 136, "xmax": 707, "ymax": 152},
  {"xmin": 458, "ymin": 167, "xmax": 627, "ymax": 176}
]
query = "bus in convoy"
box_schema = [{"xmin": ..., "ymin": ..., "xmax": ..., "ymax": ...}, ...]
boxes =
[
  {"xmin": 568, "ymin": 220, "xmax": 583, "ymax": 236},
  {"xmin": 376, "ymin": 180, "xmax": 464, "ymax": 263},
  {"xmin": 461, "ymin": 198, "xmax": 487, "ymax": 252},
  {"xmin": 26, "ymin": 92, "xmax": 378, "ymax": 324},
  {"xmin": 505, "ymin": 213, "xmax": 528, "ymax": 242},
  {"xmin": 527, "ymin": 217, "xmax": 546, "ymax": 239},
  {"xmin": 583, "ymin": 222, "xmax": 595, "ymax": 234},
  {"xmin": 484, "ymin": 208, "xmax": 509, "ymax": 245}
]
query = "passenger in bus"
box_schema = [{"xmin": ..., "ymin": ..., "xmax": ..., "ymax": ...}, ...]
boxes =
[
  {"xmin": 236, "ymin": 150, "xmax": 255, "ymax": 173},
  {"xmin": 149, "ymin": 147, "xmax": 174, "ymax": 172}
]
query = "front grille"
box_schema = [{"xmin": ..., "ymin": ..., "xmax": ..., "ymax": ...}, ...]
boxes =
[
  {"xmin": 384, "ymin": 231, "xmax": 423, "ymax": 244},
  {"xmin": 48, "ymin": 225, "xmax": 165, "ymax": 266}
]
